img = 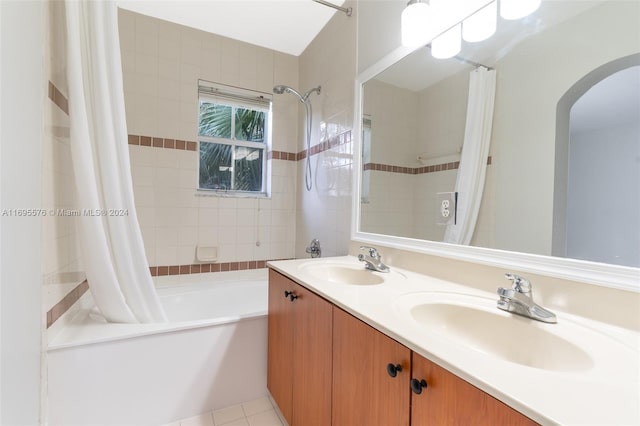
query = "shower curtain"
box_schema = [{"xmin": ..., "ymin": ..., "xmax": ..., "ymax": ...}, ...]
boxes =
[
  {"xmin": 65, "ymin": 0, "xmax": 167, "ymax": 323},
  {"xmin": 444, "ymin": 67, "xmax": 496, "ymax": 245}
]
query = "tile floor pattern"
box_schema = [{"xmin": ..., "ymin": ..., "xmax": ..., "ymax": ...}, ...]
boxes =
[{"xmin": 164, "ymin": 397, "xmax": 284, "ymax": 426}]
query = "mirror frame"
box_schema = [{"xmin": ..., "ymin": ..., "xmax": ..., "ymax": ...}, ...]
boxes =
[{"xmin": 351, "ymin": 46, "xmax": 640, "ymax": 293}]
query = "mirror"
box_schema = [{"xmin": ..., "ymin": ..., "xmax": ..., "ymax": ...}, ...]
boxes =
[{"xmin": 355, "ymin": 0, "xmax": 640, "ymax": 289}]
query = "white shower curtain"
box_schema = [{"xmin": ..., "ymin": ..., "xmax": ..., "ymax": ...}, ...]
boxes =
[
  {"xmin": 65, "ymin": 0, "xmax": 167, "ymax": 323},
  {"xmin": 444, "ymin": 67, "xmax": 496, "ymax": 245}
]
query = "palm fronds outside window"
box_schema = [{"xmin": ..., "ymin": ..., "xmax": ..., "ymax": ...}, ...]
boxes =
[{"xmin": 198, "ymin": 97, "xmax": 268, "ymax": 194}]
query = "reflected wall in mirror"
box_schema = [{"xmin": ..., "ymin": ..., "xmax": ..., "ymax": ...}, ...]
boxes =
[{"xmin": 359, "ymin": 0, "xmax": 640, "ymax": 268}]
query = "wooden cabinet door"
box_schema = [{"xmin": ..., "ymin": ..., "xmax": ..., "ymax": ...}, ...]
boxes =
[
  {"xmin": 268, "ymin": 270, "xmax": 333, "ymax": 426},
  {"xmin": 291, "ymin": 282, "xmax": 333, "ymax": 426},
  {"xmin": 332, "ymin": 307, "xmax": 411, "ymax": 426},
  {"xmin": 267, "ymin": 269, "xmax": 294, "ymax": 424},
  {"xmin": 410, "ymin": 352, "xmax": 537, "ymax": 426}
]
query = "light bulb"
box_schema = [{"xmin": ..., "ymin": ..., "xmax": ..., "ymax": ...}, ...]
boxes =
[
  {"xmin": 463, "ymin": 1, "xmax": 497, "ymax": 42},
  {"xmin": 431, "ymin": 23, "xmax": 461, "ymax": 59},
  {"xmin": 401, "ymin": 1, "xmax": 431, "ymax": 47},
  {"xmin": 500, "ymin": 0, "xmax": 541, "ymax": 20}
]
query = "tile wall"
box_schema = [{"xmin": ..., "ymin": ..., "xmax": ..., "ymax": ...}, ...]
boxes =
[
  {"xmin": 118, "ymin": 9, "xmax": 302, "ymax": 267},
  {"xmin": 295, "ymin": 0, "xmax": 357, "ymax": 258}
]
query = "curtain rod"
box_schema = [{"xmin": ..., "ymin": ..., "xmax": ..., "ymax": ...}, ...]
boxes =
[{"xmin": 312, "ymin": 0, "xmax": 352, "ymax": 17}]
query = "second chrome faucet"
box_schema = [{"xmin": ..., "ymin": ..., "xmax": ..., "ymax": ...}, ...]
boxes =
[{"xmin": 497, "ymin": 273, "xmax": 557, "ymax": 323}]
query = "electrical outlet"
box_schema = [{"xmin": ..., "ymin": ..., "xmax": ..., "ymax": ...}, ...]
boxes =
[{"xmin": 437, "ymin": 192, "xmax": 457, "ymax": 225}]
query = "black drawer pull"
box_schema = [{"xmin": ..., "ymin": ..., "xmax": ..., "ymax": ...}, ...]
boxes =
[
  {"xmin": 284, "ymin": 290, "xmax": 298, "ymax": 301},
  {"xmin": 411, "ymin": 378, "xmax": 428, "ymax": 394},
  {"xmin": 386, "ymin": 363, "xmax": 402, "ymax": 378}
]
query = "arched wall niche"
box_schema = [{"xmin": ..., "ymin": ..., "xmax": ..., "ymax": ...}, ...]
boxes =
[{"xmin": 552, "ymin": 53, "xmax": 640, "ymax": 260}]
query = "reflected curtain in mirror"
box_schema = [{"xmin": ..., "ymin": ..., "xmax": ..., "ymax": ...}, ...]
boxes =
[{"xmin": 444, "ymin": 67, "xmax": 496, "ymax": 245}]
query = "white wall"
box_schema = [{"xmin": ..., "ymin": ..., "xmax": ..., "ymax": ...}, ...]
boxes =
[
  {"xmin": 0, "ymin": 1, "xmax": 44, "ymax": 424},
  {"xmin": 493, "ymin": 1, "xmax": 640, "ymax": 256},
  {"xmin": 567, "ymin": 122, "xmax": 640, "ymax": 266},
  {"xmin": 357, "ymin": 0, "xmax": 404, "ymax": 74}
]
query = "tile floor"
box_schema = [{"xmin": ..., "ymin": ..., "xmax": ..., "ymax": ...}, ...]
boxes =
[{"xmin": 164, "ymin": 396, "xmax": 284, "ymax": 426}]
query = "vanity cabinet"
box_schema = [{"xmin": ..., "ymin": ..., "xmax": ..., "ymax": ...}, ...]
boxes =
[
  {"xmin": 332, "ymin": 307, "xmax": 411, "ymax": 426},
  {"xmin": 268, "ymin": 269, "xmax": 537, "ymax": 426},
  {"xmin": 410, "ymin": 353, "xmax": 537, "ymax": 425},
  {"xmin": 267, "ymin": 270, "xmax": 332, "ymax": 426}
]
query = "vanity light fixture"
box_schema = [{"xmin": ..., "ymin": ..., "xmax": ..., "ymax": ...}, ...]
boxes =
[
  {"xmin": 431, "ymin": 23, "xmax": 462, "ymax": 59},
  {"xmin": 462, "ymin": 0, "xmax": 497, "ymax": 42},
  {"xmin": 500, "ymin": 0, "xmax": 541, "ymax": 20},
  {"xmin": 409, "ymin": 0, "xmax": 540, "ymax": 59},
  {"xmin": 401, "ymin": 0, "xmax": 431, "ymax": 47}
]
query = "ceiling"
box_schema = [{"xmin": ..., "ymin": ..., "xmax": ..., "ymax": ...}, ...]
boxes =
[{"xmin": 116, "ymin": 0, "xmax": 347, "ymax": 56}]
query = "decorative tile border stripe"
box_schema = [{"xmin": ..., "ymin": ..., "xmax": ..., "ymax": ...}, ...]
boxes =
[
  {"xmin": 299, "ymin": 130, "xmax": 352, "ymax": 160},
  {"xmin": 149, "ymin": 259, "xmax": 289, "ymax": 276},
  {"xmin": 48, "ymin": 81, "xmax": 69, "ymax": 115},
  {"xmin": 364, "ymin": 156, "xmax": 492, "ymax": 175},
  {"xmin": 46, "ymin": 280, "xmax": 89, "ymax": 329},
  {"xmin": 128, "ymin": 134, "xmax": 197, "ymax": 151},
  {"xmin": 268, "ymin": 150, "xmax": 298, "ymax": 161},
  {"xmin": 130, "ymin": 129, "xmax": 352, "ymax": 163}
]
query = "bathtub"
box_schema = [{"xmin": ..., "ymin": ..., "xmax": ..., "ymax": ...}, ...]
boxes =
[{"xmin": 47, "ymin": 269, "xmax": 269, "ymax": 426}]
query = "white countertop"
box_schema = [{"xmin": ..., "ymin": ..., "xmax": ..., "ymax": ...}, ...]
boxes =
[{"xmin": 268, "ymin": 256, "xmax": 640, "ymax": 426}]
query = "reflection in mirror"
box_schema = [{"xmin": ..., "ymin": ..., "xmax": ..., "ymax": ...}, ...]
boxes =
[{"xmin": 359, "ymin": 0, "xmax": 640, "ymax": 268}]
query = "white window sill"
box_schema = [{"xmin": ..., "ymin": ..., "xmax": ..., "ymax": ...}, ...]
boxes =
[{"xmin": 195, "ymin": 189, "xmax": 270, "ymax": 199}]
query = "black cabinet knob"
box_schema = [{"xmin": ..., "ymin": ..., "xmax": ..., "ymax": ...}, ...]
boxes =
[
  {"xmin": 284, "ymin": 291, "xmax": 298, "ymax": 301},
  {"xmin": 386, "ymin": 363, "xmax": 402, "ymax": 378},
  {"xmin": 411, "ymin": 378, "xmax": 428, "ymax": 394}
]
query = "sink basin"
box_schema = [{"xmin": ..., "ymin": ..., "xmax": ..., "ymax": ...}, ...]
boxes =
[
  {"xmin": 299, "ymin": 262, "xmax": 391, "ymax": 285},
  {"xmin": 394, "ymin": 292, "xmax": 594, "ymax": 372}
]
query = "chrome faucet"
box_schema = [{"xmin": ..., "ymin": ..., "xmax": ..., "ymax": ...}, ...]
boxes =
[
  {"xmin": 305, "ymin": 238, "xmax": 321, "ymax": 258},
  {"xmin": 497, "ymin": 273, "xmax": 557, "ymax": 323},
  {"xmin": 358, "ymin": 246, "xmax": 390, "ymax": 273}
]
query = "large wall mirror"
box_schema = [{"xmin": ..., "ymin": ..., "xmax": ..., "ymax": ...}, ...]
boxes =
[{"xmin": 353, "ymin": 0, "xmax": 639, "ymax": 290}]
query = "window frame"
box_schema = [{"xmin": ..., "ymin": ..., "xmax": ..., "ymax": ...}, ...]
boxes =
[{"xmin": 197, "ymin": 82, "xmax": 272, "ymax": 197}]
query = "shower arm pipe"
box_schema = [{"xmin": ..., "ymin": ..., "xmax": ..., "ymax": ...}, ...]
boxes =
[{"xmin": 312, "ymin": 0, "xmax": 352, "ymax": 17}]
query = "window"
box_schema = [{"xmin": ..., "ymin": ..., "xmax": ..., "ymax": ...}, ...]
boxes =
[{"xmin": 198, "ymin": 82, "xmax": 271, "ymax": 195}]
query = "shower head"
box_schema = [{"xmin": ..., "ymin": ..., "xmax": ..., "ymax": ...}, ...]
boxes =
[
  {"xmin": 272, "ymin": 84, "xmax": 321, "ymax": 192},
  {"xmin": 273, "ymin": 85, "xmax": 321, "ymax": 103},
  {"xmin": 273, "ymin": 85, "xmax": 304, "ymax": 102}
]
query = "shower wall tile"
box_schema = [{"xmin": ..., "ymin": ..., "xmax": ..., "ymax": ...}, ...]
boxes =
[
  {"xmin": 120, "ymin": 9, "xmax": 300, "ymax": 266},
  {"xmin": 296, "ymin": 0, "xmax": 357, "ymax": 258}
]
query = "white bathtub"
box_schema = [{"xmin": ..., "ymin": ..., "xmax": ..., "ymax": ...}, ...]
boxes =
[{"xmin": 47, "ymin": 269, "xmax": 269, "ymax": 426}]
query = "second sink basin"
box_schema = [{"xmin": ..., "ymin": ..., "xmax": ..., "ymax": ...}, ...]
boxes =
[
  {"xmin": 394, "ymin": 292, "xmax": 594, "ymax": 372},
  {"xmin": 298, "ymin": 259, "xmax": 407, "ymax": 285}
]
